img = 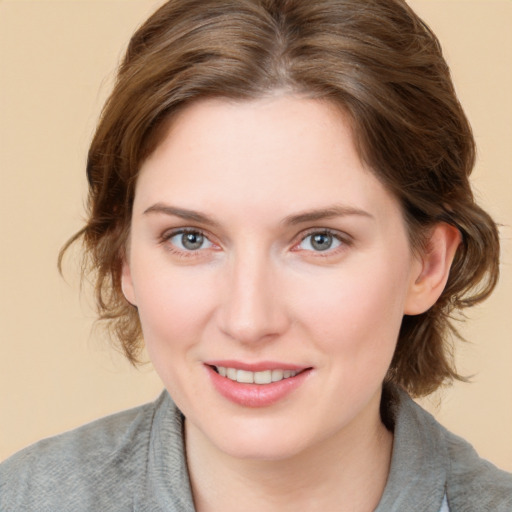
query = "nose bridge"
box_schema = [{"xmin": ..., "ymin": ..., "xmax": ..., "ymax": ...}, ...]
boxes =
[{"xmin": 219, "ymin": 242, "xmax": 286, "ymax": 344}]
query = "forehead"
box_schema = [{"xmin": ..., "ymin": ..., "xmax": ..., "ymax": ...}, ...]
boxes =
[{"xmin": 134, "ymin": 95, "xmax": 401, "ymax": 225}]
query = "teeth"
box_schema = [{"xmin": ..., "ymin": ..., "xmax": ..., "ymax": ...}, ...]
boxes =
[
  {"xmin": 271, "ymin": 369, "xmax": 284, "ymax": 382},
  {"xmin": 254, "ymin": 370, "xmax": 272, "ymax": 384},
  {"xmin": 237, "ymin": 370, "xmax": 254, "ymax": 384},
  {"xmin": 215, "ymin": 366, "xmax": 299, "ymax": 384}
]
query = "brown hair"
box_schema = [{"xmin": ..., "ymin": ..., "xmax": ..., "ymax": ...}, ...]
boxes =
[{"xmin": 61, "ymin": 0, "xmax": 500, "ymax": 397}]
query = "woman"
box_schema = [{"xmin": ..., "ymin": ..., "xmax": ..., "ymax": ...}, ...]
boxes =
[{"xmin": 1, "ymin": 0, "xmax": 511, "ymax": 510}]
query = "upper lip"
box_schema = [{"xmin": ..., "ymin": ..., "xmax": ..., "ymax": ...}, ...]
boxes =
[{"xmin": 205, "ymin": 360, "xmax": 310, "ymax": 372}]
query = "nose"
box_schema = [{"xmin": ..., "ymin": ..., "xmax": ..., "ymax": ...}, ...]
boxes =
[{"xmin": 217, "ymin": 249, "xmax": 289, "ymax": 345}]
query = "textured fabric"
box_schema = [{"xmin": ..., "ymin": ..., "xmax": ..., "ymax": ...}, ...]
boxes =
[
  {"xmin": 1, "ymin": 389, "xmax": 511, "ymax": 511},
  {"xmin": 376, "ymin": 389, "xmax": 512, "ymax": 511}
]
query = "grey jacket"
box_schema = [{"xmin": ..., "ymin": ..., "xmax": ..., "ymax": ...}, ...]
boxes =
[{"xmin": 1, "ymin": 388, "xmax": 511, "ymax": 511}]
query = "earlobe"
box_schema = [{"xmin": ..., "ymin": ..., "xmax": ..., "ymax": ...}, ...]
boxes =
[
  {"xmin": 404, "ymin": 223, "xmax": 461, "ymax": 315},
  {"xmin": 121, "ymin": 259, "xmax": 138, "ymax": 307}
]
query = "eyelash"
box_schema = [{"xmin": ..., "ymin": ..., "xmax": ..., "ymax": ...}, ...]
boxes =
[
  {"xmin": 293, "ymin": 228, "xmax": 351, "ymax": 257},
  {"xmin": 159, "ymin": 228, "xmax": 218, "ymax": 258},
  {"xmin": 159, "ymin": 227, "xmax": 351, "ymax": 258}
]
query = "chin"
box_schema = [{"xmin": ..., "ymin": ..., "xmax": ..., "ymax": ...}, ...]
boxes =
[
  {"xmin": 195, "ymin": 413, "xmax": 329, "ymax": 462},
  {"xmin": 218, "ymin": 435, "xmax": 309, "ymax": 462}
]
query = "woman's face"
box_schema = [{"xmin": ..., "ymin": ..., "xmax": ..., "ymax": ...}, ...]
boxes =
[{"xmin": 123, "ymin": 96, "xmax": 423, "ymax": 460}]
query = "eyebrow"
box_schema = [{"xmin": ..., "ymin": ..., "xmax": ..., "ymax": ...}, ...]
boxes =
[
  {"xmin": 282, "ymin": 205, "xmax": 374, "ymax": 225},
  {"xmin": 143, "ymin": 203, "xmax": 220, "ymax": 227},
  {"xmin": 143, "ymin": 203, "xmax": 374, "ymax": 227}
]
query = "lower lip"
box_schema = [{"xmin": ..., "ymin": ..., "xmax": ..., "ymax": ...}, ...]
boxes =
[{"xmin": 206, "ymin": 365, "xmax": 312, "ymax": 408}]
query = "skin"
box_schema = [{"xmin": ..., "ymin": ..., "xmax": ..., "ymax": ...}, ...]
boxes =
[{"xmin": 122, "ymin": 95, "xmax": 460, "ymax": 511}]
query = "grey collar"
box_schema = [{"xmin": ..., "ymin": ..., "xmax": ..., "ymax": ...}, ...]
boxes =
[
  {"xmin": 375, "ymin": 387, "xmax": 447, "ymax": 511},
  {"xmin": 137, "ymin": 389, "xmax": 448, "ymax": 511}
]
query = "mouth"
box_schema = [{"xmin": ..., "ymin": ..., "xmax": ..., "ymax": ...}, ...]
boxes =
[
  {"xmin": 204, "ymin": 360, "xmax": 313, "ymax": 407},
  {"xmin": 206, "ymin": 363, "xmax": 312, "ymax": 407},
  {"xmin": 209, "ymin": 365, "xmax": 307, "ymax": 384}
]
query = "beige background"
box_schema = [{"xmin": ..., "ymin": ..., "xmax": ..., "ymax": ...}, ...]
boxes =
[{"xmin": 1, "ymin": 0, "xmax": 511, "ymax": 470}]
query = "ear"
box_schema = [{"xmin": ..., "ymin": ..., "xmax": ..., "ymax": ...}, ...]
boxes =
[
  {"xmin": 121, "ymin": 257, "xmax": 138, "ymax": 307},
  {"xmin": 404, "ymin": 223, "xmax": 461, "ymax": 315}
]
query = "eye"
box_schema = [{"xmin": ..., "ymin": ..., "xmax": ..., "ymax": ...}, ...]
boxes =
[
  {"xmin": 167, "ymin": 230, "xmax": 214, "ymax": 251},
  {"xmin": 297, "ymin": 231, "xmax": 343, "ymax": 252}
]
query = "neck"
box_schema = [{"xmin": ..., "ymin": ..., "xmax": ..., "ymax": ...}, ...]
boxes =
[{"xmin": 185, "ymin": 391, "xmax": 393, "ymax": 512}]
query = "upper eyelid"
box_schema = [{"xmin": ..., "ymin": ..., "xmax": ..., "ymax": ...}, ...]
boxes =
[
  {"xmin": 159, "ymin": 226, "xmax": 351, "ymax": 250},
  {"xmin": 160, "ymin": 228, "xmax": 218, "ymax": 256},
  {"xmin": 296, "ymin": 227, "xmax": 351, "ymax": 242},
  {"xmin": 161, "ymin": 226, "xmax": 212, "ymax": 240},
  {"xmin": 159, "ymin": 227, "xmax": 213, "ymax": 248},
  {"xmin": 291, "ymin": 228, "xmax": 352, "ymax": 255}
]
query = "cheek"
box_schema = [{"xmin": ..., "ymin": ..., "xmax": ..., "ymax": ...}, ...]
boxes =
[
  {"xmin": 132, "ymin": 262, "xmax": 221, "ymax": 402},
  {"xmin": 132, "ymin": 260, "xmax": 218, "ymax": 353},
  {"xmin": 290, "ymin": 254, "xmax": 411, "ymax": 357}
]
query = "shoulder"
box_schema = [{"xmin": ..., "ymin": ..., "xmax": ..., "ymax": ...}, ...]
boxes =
[
  {"xmin": 441, "ymin": 426, "xmax": 512, "ymax": 511},
  {"xmin": 0, "ymin": 393, "xmax": 165, "ymax": 511},
  {"xmin": 391, "ymin": 388, "xmax": 512, "ymax": 511}
]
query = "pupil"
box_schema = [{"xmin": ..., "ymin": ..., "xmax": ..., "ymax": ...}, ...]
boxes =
[
  {"xmin": 182, "ymin": 232, "xmax": 203, "ymax": 250},
  {"xmin": 312, "ymin": 233, "xmax": 332, "ymax": 251}
]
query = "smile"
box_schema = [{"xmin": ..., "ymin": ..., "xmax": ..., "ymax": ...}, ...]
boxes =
[
  {"xmin": 214, "ymin": 366, "xmax": 299, "ymax": 384},
  {"xmin": 206, "ymin": 362, "xmax": 312, "ymax": 407}
]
